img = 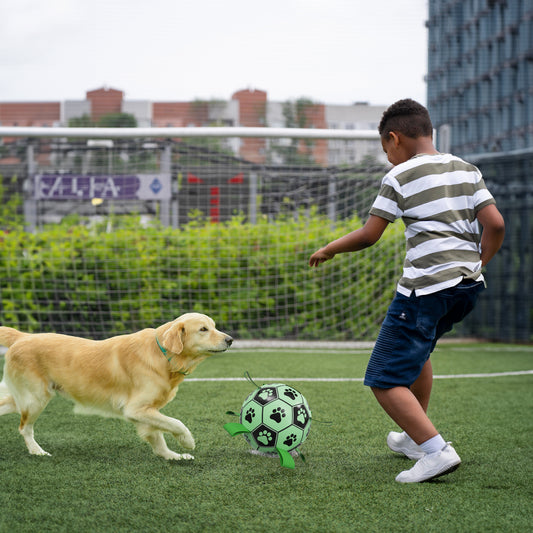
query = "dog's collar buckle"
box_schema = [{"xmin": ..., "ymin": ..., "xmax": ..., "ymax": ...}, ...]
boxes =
[{"xmin": 155, "ymin": 336, "xmax": 189, "ymax": 375}]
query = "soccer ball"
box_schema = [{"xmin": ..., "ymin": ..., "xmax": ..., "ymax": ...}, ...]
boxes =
[
  {"xmin": 224, "ymin": 382, "xmax": 312, "ymax": 467},
  {"xmin": 239, "ymin": 383, "xmax": 311, "ymax": 454}
]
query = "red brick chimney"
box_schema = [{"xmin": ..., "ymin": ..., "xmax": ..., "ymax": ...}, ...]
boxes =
[
  {"xmin": 232, "ymin": 88, "xmax": 267, "ymax": 162},
  {"xmin": 86, "ymin": 87, "xmax": 124, "ymax": 122}
]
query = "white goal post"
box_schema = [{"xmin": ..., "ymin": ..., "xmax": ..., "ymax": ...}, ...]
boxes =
[
  {"xmin": 0, "ymin": 126, "xmax": 404, "ymax": 342},
  {"xmin": 0, "ymin": 126, "xmax": 379, "ymax": 140}
]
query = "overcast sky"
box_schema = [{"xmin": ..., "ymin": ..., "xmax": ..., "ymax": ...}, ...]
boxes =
[{"xmin": 0, "ymin": 0, "xmax": 429, "ymax": 106}]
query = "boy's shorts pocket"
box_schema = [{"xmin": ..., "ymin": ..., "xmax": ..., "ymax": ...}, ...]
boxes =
[{"xmin": 416, "ymin": 293, "xmax": 452, "ymax": 339}]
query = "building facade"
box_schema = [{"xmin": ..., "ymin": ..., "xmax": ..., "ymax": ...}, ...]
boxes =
[
  {"xmin": 427, "ymin": 0, "xmax": 533, "ymax": 156},
  {"xmin": 0, "ymin": 87, "xmax": 386, "ymax": 165},
  {"xmin": 427, "ymin": 0, "xmax": 533, "ymax": 341}
]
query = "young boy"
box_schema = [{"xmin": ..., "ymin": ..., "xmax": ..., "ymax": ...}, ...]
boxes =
[{"xmin": 309, "ymin": 99, "xmax": 505, "ymax": 483}]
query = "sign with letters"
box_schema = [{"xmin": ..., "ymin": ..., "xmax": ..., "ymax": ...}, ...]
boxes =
[{"xmin": 34, "ymin": 174, "xmax": 171, "ymax": 201}]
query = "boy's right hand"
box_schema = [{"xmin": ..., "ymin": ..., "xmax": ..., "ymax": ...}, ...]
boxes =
[{"xmin": 309, "ymin": 247, "xmax": 335, "ymax": 267}]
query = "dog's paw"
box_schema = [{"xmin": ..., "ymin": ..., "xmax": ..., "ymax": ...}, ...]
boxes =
[
  {"xmin": 162, "ymin": 451, "xmax": 194, "ymax": 461},
  {"xmin": 30, "ymin": 450, "xmax": 51, "ymax": 457},
  {"xmin": 28, "ymin": 445, "xmax": 51, "ymax": 456}
]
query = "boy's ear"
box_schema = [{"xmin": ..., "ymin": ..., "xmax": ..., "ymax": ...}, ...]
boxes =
[{"xmin": 388, "ymin": 131, "xmax": 401, "ymax": 146}]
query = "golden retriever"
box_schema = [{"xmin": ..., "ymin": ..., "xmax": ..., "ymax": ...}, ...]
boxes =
[{"xmin": 0, "ymin": 313, "xmax": 232, "ymax": 460}]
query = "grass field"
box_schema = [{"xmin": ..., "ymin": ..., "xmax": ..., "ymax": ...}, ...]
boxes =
[{"xmin": 0, "ymin": 343, "xmax": 531, "ymax": 532}]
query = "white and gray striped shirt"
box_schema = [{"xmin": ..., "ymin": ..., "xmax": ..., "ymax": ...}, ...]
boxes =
[{"xmin": 369, "ymin": 153, "xmax": 496, "ymax": 296}]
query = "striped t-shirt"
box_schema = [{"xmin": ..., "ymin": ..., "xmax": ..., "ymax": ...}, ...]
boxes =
[{"xmin": 369, "ymin": 153, "xmax": 496, "ymax": 296}]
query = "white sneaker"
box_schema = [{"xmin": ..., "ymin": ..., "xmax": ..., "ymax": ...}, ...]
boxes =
[
  {"xmin": 395, "ymin": 443, "xmax": 461, "ymax": 483},
  {"xmin": 387, "ymin": 431, "xmax": 425, "ymax": 460}
]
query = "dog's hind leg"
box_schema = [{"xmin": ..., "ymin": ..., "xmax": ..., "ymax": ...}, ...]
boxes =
[
  {"xmin": 136, "ymin": 423, "xmax": 194, "ymax": 461},
  {"xmin": 17, "ymin": 393, "xmax": 52, "ymax": 456},
  {"xmin": 3, "ymin": 372, "xmax": 53, "ymax": 456},
  {"xmin": 19, "ymin": 412, "xmax": 51, "ymax": 456}
]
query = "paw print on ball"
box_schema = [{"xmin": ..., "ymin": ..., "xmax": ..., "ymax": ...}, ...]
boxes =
[
  {"xmin": 251, "ymin": 425, "xmax": 275, "ymax": 448},
  {"xmin": 269, "ymin": 407, "xmax": 286, "ymax": 424},
  {"xmin": 283, "ymin": 387, "xmax": 300, "ymax": 401},
  {"xmin": 257, "ymin": 430, "xmax": 272, "ymax": 446},
  {"xmin": 283, "ymin": 433, "xmax": 298, "ymax": 447},
  {"xmin": 293, "ymin": 405, "xmax": 310, "ymax": 429},
  {"xmin": 255, "ymin": 387, "xmax": 278, "ymax": 405},
  {"xmin": 245, "ymin": 407, "xmax": 256, "ymax": 424}
]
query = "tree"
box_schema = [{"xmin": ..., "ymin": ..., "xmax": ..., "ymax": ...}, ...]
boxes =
[
  {"xmin": 97, "ymin": 113, "xmax": 137, "ymax": 128},
  {"xmin": 68, "ymin": 113, "xmax": 137, "ymax": 128},
  {"xmin": 68, "ymin": 114, "xmax": 94, "ymax": 127},
  {"xmin": 269, "ymin": 98, "xmax": 318, "ymax": 165},
  {"xmin": 282, "ymin": 97, "xmax": 315, "ymax": 129}
]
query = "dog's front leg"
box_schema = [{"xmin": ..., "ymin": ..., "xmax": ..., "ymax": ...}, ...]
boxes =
[
  {"xmin": 126, "ymin": 408, "xmax": 195, "ymax": 452},
  {"xmin": 136, "ymin": 424, "xmax": 194, "ymax": 461}
]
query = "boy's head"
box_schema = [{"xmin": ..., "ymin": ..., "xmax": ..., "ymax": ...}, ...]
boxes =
[
  {"xmin": 378, "ymin": 99, "xmax": 433, "ymax": 139},
  {"xmin": 379, "ymin": 99, "xmax": 436, "ymax": 165}
]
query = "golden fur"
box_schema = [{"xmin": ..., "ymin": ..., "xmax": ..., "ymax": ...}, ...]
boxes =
[{"xmin": 0, "ymin": 313, "xmax": 232, "ymax": 460}]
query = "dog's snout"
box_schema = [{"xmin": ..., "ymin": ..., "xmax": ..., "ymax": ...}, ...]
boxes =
[{"xmin": 225, "ymin": 336, "xmax": 233, "ymax": 346}]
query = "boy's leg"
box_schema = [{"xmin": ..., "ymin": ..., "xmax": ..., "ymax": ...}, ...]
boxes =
[
  {"xmin": 386, "ymin": 359, "xmax": 433, "ymax": 458},
  {"xmin": 364, "ymin": 286, "xmax": 485, "ymax": 482},
  {"xmin": 409, "ymin": 359, "xmax": 433, "ymax": 413},
  {"xmin": 371, "ymin": 385, "xmax": 438, "ymax": 445},
  {"xmin": 372, "ymin": 384, "xmax": 461, "ymax": 483}
]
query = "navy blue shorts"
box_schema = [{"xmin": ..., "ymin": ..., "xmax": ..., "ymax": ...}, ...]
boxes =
[{"xmin": 364, "ymin": 281, "xmax": 484, "ymax": 389}]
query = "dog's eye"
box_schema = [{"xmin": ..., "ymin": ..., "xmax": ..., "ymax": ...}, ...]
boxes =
[{"xmin": 200, "ymin": 327, "xmax": 208, "ymax": 332}]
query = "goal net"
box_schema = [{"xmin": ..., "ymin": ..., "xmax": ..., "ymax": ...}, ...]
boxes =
[{"xmin": 0, "ymin": 128, "xmax": 404, "ymax": 341}]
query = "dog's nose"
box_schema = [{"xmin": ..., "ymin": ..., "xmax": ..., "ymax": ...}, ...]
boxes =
[{"xmin": 225, "ymin": 336, "xmax": 233, "ymax": 346}]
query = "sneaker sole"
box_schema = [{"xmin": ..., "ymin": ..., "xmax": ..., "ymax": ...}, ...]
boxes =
[{"xmin": 422, "ymin": 461, "xmax": 461, "ymax": 483}]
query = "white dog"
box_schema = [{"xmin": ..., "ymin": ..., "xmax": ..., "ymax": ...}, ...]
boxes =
[{"xmin": 0, "ymin": 313, "xmax": 232, "ymax": 460}]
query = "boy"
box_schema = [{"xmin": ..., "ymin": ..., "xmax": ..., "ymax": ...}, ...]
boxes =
[{"xmin": 309, "ymin": 99, "xmax": 505, "ymax": 483}]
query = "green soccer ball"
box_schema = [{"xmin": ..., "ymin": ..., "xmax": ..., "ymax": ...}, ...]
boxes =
[{"xmin": 239, "ymin": 383, "xmax": 312, "ymax": 453}]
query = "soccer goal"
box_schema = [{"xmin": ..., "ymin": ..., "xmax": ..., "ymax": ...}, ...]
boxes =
[{"xmin": 0, "ymin": 126, "xmax": 404, "ymax": 341}]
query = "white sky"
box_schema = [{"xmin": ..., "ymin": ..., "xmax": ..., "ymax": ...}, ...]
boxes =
[{"xmin": 0, "ymin": 0, "xmax": 429, "ymax": 106}]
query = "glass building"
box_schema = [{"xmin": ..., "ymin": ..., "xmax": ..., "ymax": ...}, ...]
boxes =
[
  {"xmin": 427, "ymin": 0, "xmax": 533, "ymax": 156},
  {"xmin": 426, "ymin": 0, "xmax": 533, "ymax": 341}
]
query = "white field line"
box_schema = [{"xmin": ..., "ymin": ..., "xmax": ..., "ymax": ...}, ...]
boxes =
[{"xmin": 185, "ymin": 370, "xmax": 533, "ymax": 383}]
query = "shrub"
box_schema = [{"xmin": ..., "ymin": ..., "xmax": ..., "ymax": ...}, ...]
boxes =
[{"xmin": 0, "ymin": 213, "xmax": 403, "ymax": 340}]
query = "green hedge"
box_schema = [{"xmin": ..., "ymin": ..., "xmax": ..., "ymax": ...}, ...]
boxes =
[{"xmin": 0, "ymin": 213, "xmax": 404, "ymax": 340}]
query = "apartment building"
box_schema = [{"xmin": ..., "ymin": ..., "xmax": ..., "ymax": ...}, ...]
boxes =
[{"xmin": 0, "ymin": 86, "xmax": 387, "ymax": 165}]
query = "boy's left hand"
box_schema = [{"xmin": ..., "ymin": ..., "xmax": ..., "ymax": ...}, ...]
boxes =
[{"xmin": 309, "ymin": 247, "xmax": 335, "ymax": 267}]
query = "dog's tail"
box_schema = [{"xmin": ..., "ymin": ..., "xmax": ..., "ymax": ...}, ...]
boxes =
[{"xmin": 0, "ymin": 326, "xmax": 25, "ymax": 348}]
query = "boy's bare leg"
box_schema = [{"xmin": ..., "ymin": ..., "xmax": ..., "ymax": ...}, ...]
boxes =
[
  {"xmin": 371, "ymin": 385, "xmax": 438, "ymax": 445},
  {"xmin": 409, "ymin": 359, "xmax": 433, "ymax": 413}
]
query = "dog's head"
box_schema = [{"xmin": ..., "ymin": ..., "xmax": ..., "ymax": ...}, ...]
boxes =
[{"xmin": 156, "ymin": 313, "xmax": 233, "ymax": 359}]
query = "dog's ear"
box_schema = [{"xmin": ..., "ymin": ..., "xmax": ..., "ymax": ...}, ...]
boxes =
[{"xmin": 160, "ymin": 321, "xmax": 184, "ymax": 355}]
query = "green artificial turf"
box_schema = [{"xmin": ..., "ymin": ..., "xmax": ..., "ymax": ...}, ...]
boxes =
[{"xmin": 0, "ymin": 344, "xmax": 531, "ymax": 532}]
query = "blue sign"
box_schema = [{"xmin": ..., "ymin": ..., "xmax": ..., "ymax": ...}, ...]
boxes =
[{"xmin": 34, "ymin": 174, "xmax": 171, "ymax": 200}]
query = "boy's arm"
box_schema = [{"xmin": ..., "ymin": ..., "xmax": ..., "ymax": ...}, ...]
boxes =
[
  {"xmin": 476, "ymin": 204, "xmax": 505, "ymax": 266},
  {"xmin": 309, "ymin": 215, "xmax": 390, "ymax": 267}
]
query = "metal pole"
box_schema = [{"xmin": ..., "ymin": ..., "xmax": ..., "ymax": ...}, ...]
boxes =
[
  {"xmin": 24, "ymin": 144, "xmax": 37, "ymax": 232},
  {"xmin": 160, "ymin": 143, "xmax": 172, "ymax": 227},
  {"xmin": 249, "ymin": 172, "xmax": 257, "ymax": 224},
  {"xmin": 327, "ymin": 174, "xmax": 336, "ymax": 225}
]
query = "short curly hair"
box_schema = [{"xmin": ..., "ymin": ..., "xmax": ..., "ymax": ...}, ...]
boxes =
[{"xmin": 378, "ymin": 99, "xmax": 433, "ymax": 139}]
